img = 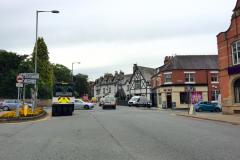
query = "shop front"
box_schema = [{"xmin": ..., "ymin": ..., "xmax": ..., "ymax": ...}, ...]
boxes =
[{"xmin": 157, "ymin": 86, "xmax": 208, "ymax": 109}]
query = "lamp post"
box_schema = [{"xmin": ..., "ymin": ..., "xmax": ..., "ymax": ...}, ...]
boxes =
[
  {"xmin": 72, "ymin": 62, "xmax": 81, "ymax": 82},
  {"xmin": 34, "ymin": 10, "xmax": 59, "ymax": 110}
]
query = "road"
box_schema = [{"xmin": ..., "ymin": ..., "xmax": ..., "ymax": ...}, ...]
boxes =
[{"xmin": 0, "ymin": 106, "xmax": 239, "ymax": 160}]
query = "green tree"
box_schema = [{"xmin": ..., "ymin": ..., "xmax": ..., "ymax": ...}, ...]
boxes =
[
  {"xmin": 73, "ymin": 74, "xmax": 89, "ymax": 98},
  {"xmin": 52, "ymin": 64, "xmax": 72, "ymax": 83},
  {"xmin": 0, "ymin": 50, "xmax": 32, "ymax": 98},
  {"xmin": 32, "ymin": 37, "xmax": 53, "ymax": 99}
]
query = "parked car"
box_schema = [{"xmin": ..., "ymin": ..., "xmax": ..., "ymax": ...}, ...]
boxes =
[
  {"xmin": 211, "ymin": 101, "xmax": 222, "ymax": 110},
  {"xmin": 74, "ymin": 99, "xmax": 94, "ymax": 110},
  {"xmin": 194, "ymin": 101, "xmax": 221, "ymax": 112},
  {"xmin": 99, "ymin": 97, "xmax": 105, "ymax": 106},
  {"xmin": 128, "ymin": 96, "xmax": 152, "ymax": 107},
  {"xmin": 102, "ymin": 95, "xmax": 116, "ymax": 109},
  {"xmin": 0, "ymin": 99, "xmax": 32, "ymax": 111}
]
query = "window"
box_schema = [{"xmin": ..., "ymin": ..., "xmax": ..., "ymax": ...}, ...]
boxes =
[
  {"xmin": 234, "ymin": 79, "xmax": 240, "ymax": 103},
  {"xmin": 211, "ymin": 90, "xmax": 220, "ymax": 101},
  {"xmin": 109, "ymin": 87, "xmax": 111, "ymax": 93},
  {"xmin": 164, "ymin": 73, "xmax": 172, "ymax": 83},
  {"xmin": 96, "ymin": 90, "xmax": 100, "ymax": 95},
  {"xmin": 185, "ymin": 73, "xmax": 195, "ymax": 83},
  {"xmin": 103, "ymin": 88, "xmax": 105, "ymax": 94},
  {"xmin": 180, "ymin": 92, "xmax": 190, "ymax": 104},
  {"xmin": 135, "ymin": 80, "xmax": 141, "ymax": 89},
  {"xmin": 211, "ymin": 73, "xmax": 219, "ymax": 83},
  {"xmin": 232, "ymin": 41, "xmax": 240, "ymax": 65}
]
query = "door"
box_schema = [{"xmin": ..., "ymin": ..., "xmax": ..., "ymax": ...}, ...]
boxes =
[{"xmin": 166, "ymin": 94, "xmax": 172, "ymax": 109}]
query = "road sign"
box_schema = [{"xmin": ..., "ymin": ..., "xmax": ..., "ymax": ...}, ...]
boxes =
[
  {"xmin": 24, "ymin": 79, "xmax": 36, "ymax": 84},
  {"xmin": 20, "ymin": 73, "xmax": 39, "ymax": 79},
  {"xmin": 16, "ymin": 75, "xmax": 24, "ymax": 83},
  {"xmin": 16, "ymin": 83, "xmax": 23, "ymax": 88}
]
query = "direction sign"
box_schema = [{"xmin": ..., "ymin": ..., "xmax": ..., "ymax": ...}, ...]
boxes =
[
  {"xmin": 16, "ymin": 83, "xmax": 23, "ymax": 88},
  {"xmin": 20, "ymin": 73, "xmax": 39, "ymax": 79},
  {"xmin": 24, "ymin": 79, "xmax": 36, "ymax": 84},
  {"xmin": 16, "ymin": 75, "xmax": 24, "ymax": 83}
]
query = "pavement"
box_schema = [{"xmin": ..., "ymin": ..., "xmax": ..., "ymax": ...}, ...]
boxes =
[
  {"xmin": 0, "ymin": 106, "xmax": 240, "ymax": 160},
  {"xmin": 174, "ymin": 111, "xmax": 240, "ymax": 125}
]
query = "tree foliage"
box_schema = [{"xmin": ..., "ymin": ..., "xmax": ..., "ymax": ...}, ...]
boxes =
[
  {"xmin": 73, "ymin": 74, "xmax": 89, "ymax": 98},
  {"xmin": 0, "ymin": 50, "xmax": 32, "ymax": 98},
  {"xmin": 0, "ymin": 38, "xmax": 92, "ymax": 100},
  {"xmin": 32, "ymin": 37, "xmax": 53, "ymax": 99},
  {"xmin": 52, "ymin": 64, "xmax": 72, "ymax": 83}
]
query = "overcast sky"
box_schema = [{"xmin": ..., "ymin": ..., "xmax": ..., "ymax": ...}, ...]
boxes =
[{"xmin": 0, "ymin": 0, "xmax": 237, "ymax": 80}]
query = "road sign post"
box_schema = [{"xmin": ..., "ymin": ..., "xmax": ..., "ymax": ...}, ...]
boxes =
[
  {"xmin": 16, "ymin": 79, "xmax": 24, "ymax": 117},
  {"xmin": 17, "ymin": 87, "xmax": 20, "ymax": 117},
  {"xmin": 20, "ymin": 73, "xmax": 39, "ymax": 111}
]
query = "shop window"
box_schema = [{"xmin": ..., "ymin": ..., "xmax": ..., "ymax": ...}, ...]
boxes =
[
  {"xmin": 180, "ymin": 92, "xmax": 190, "ymax": 104},
  {"xmin": 232, "ymin": 41, "xmax": 240, "ymax": 65}
]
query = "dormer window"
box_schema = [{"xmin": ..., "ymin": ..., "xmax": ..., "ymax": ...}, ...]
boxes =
[{"xmin": 232, "ymin": 41, "xmax": 240, "ymax": 65}]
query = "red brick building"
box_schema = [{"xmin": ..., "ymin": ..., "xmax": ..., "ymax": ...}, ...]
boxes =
[
  {"xmin": 151, "ymin": 55, "xmax": 219, "ymax": 109},
  {"xmin": 217, "ymin": 0, "xmax": 240, "ymax": 114}
]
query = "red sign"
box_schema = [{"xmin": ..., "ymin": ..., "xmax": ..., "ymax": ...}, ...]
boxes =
[{"xmin": 16, "ymin": 75, "xmax": 23, "ymax": 83}]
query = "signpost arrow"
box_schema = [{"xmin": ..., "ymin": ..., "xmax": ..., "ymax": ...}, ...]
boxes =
[
  {"xmin": 20, "ymin": 73, "xmax": 39, "ymax": 79},
  {"xmin": 24, "ymin": 79, "xmax": 36, "ymax": 84}
]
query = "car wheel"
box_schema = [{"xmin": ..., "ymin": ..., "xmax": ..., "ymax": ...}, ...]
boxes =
[
  {"xmin": 215, "ymin": 108, "xmax": 220, "ymax": 112},
  {"xmin": 3, "ymin": 106, "xmax": 9, "ymax": 111},
  {"xmin": 198, "ymin": 108, "xmax": 203, "ymax": 112},
  {"xmin": 84, "ymin": 105, "xmax": 89, "ymax": 110}
]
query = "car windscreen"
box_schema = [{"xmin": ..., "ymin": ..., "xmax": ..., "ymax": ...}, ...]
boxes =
[
  {"xmin": 130, "ymin": 97, "xmax": 139, "ymax": 101},
  {"xmin": 105, "ymin": 97, "xmax": 115, "ymax": 101},
  {"xmin": 55, "ymin": 84, "xmax": 73, "ymax": 97}
]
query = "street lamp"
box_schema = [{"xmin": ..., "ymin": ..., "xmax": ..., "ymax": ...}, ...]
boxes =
[
  {"xmin": 34, "ymin": 10, "xmax": 59, "ymax": 110},
  {"xmin": 72, "ymin": 62, "xmax": 81, "ymax": 81}
]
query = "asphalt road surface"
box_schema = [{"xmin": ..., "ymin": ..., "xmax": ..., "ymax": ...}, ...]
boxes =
[{"xmin": 0, "ymin": 106, "xmax": 239, "ymax": 160}]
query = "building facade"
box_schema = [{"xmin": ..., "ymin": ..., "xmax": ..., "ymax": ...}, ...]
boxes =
[
  {"xmin": 129, "ymin": 64, "xmax": 155, "ymax": 104},
  {"xmin": 151, "ymin": 55, "xmax": 219, "ymax": 109},
  {"xmin": 94, "ymin": 71, "xmax": 132, "ymax": 101},
  {"xmin": 217, "ymin": 0, "xmax": 240, "ymax": 114}
]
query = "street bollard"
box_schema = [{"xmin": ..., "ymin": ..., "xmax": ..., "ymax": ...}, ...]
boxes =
[{"xmin": 189, "ymin": 104, "xmax": 196, "ymax": 115}]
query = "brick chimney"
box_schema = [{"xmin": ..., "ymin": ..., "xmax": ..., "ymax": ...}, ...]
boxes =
[
  {"xmin": 133, "ymin": 64, "xmax": 137, "ymax": 71},
  {"xmin": 164, "ymin": 56, "xmax": 173, "ymax": 65},
  {"xmin": 233, "ymin": 0, "xmax": 240, "ymax": 18}
]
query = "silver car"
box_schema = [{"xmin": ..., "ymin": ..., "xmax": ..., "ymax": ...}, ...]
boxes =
[
  {"xmin": 0, "ymin": 99, "xmax": 32, "ymax": 111},
  {"xmin": 74, "ymin": 99, "xmax": 94, "ymax": 110}
]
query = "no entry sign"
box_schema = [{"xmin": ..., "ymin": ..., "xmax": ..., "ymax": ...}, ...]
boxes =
[{"xmin": 16, "ymin": 75, "xmax": 24, "ymax": 83}]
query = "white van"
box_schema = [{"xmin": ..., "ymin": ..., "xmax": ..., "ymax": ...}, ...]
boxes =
[{"xmin": 128, "ymin": 96, "xmax": 152, "ymax": 107}]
